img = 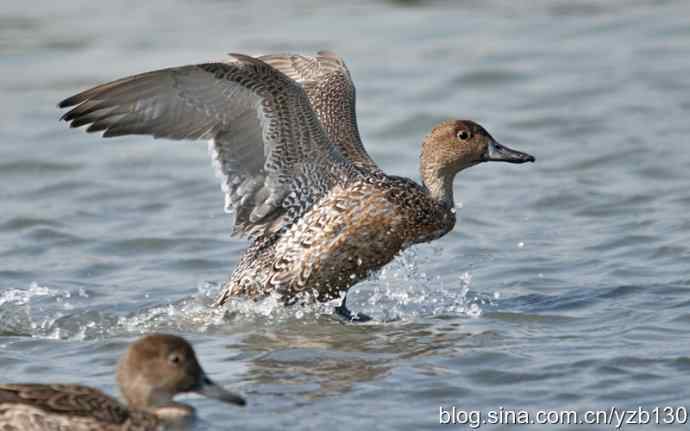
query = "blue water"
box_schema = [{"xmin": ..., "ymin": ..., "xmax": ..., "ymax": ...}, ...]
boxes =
[{"xmin": 1, "ymin": 0, "xmax": 690, "ymax": 429}]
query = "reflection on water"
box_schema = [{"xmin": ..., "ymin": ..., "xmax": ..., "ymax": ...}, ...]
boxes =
[
  {"xmin": 243, "ymin": 321, "xmax": 394, "ymax": 399},
  {"xmin": 238, "ymin": 317, "xmax": 495, "ymax": 402}
]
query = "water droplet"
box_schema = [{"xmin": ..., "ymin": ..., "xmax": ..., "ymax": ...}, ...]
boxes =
[{"xmin": 467, "ymin": 303, "xmax": 482, "ymax": 317}]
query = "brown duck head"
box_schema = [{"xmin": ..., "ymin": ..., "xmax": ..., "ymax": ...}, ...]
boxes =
[
  {"xmin": 116, "ymin": 333, "xmax": 245, "ymax": 414},
  {"xmin": 420, "ymin": 119, "xmax": 534, "ymax": 206}
]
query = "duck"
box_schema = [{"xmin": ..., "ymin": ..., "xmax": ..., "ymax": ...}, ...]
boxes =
[
  {"xmin": 58, "ymin": 51, "xmax": 534, "ymax": 321},
  {"xmin": 0, "ymin": 333, "xmax": 245, "ymax": 430}
]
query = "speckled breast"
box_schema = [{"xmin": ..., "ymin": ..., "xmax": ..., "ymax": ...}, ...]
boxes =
[{"xmin": 267, "ymin": 175, "xmax": 456, "ymax": 301}]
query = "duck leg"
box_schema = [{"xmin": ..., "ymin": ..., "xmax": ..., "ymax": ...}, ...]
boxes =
[{"xmin": 334, "ymin": 295, "xmax": 372, "ymax": 322}]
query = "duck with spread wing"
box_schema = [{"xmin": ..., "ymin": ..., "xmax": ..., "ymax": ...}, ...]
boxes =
[{"xmin": 59, "ymin": 51, "xmax": 534, "ymax": 321}]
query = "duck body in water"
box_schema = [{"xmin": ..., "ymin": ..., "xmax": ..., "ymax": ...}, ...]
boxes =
[
  {"xmin": 223, "ymin": 118, "xmax": 533, "ymax": 311},
  {"xmin": 58, "ymin": 52, "xmax": 534, "ymax": 318}
]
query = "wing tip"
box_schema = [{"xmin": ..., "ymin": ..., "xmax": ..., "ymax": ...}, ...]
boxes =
[
  {"xmin": 227, "ymin": 53, "xmax": 270, "ymax": 68},
  {"xmin": 316, "ymin": 50, "xmax": 339, "ymax": 59},
  {"xmin": 57, "ymin": 94, "xmax": 83, "ymax": 110},
  {"xmin": 227, "ymin": 52, "xmax": 253, "ymax": 61}
]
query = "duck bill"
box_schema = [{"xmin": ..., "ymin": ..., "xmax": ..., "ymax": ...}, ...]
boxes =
[
  {"xmin": 195, "ymin": 375, "xmax": 246, "ymax": 406},
  {"xmin": 483, "ymin": 140, "xmax": 535, "ymax": 164}
]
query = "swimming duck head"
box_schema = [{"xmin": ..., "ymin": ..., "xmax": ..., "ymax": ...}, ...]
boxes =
[{"xmin": 116, "ymin": 333, "xmax": 246, "ymax": 413}]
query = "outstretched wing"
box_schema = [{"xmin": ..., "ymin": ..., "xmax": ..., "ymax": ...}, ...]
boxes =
[
  {"xmin": 260, "ymin": 51, "xmax": 379, "ymax": 171},
  {"xmin": 0, "ymin": 384, "xmax": 130, "ymax": 425},
  {"xmin": 58, "ymin": 54, "xmax": 347, "ymax": 238}
]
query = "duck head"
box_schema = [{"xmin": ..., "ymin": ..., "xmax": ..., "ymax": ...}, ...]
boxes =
[
  {"xmin": 420, "ymin": 119, "xmax": 534, "ymax": 206},
  {"xmin": 116, "ymin": 333, "xmax": 246, "ymax": 415}
]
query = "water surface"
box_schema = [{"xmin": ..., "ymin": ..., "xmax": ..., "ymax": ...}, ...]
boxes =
[{"xmin": 1, "ymin": 0, "xmax": 690, "ymax": 429}]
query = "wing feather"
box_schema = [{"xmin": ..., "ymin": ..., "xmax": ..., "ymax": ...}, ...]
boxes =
[
  {"xmin": 260, "ymin": 51, "xmax": 379, "ymax": 171},
  {"xmin": 59, "ymin": 55, "xmax": 349, "ymax": 237}
]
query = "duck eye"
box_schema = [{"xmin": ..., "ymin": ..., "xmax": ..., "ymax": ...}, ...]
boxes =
[
  {"xmin": 168, "ymin": 353, "xmax": 182, "ymax": 365},
  {"xmin": 456, "ymin": 130, "xmax": 471, "ymax": 141}
]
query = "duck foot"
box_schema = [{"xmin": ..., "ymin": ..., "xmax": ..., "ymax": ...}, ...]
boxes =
[{"xmin": 334, "ymin": 297, "xmax": 372, "ymax": 323}]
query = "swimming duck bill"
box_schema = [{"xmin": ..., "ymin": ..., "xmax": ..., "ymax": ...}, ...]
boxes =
[
  {"xmin": 195, "ymin": 375, "xmax": 246, "ymax": 406},
  {"xmin": 483, "ymin": 141, "xmax": 535, "ymax": 164}
]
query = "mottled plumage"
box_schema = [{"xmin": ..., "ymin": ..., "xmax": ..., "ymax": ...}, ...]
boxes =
[
  {"xmin": 259, "ymin": 51, "xmax": 378, "ymax": 171},
  {"xmin": 0, "ymin": 334, "xmax": 244, "ymax": 430},
  {"xmin": 58, "ymin": 51, "xmax": 535, "ymax": 318},
  {"xmin": 222, "ymin": 172, "xmax": 456, "ymax": 304}
]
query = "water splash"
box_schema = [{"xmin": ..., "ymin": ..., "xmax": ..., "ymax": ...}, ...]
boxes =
[
  {"xmin": 215, "ymin": 284, "xmax": 342, "ymax": 323},
  {"xmin": 0, "ymin": 282, "xmax": 91, "ymax": 337},
  {"xmin": 0, "ymin": 281, "xmax": 231, "ymax": 340},
  {"xmin": 114, "ymin": 290, "xmax": 230, "ymax": 336},
  {"xmin": 212, "ymin": 247, "xmax": 492, "ymax": 323},
  {"xmin": 0, "ymin": 282, "xmax": 88, "ymax": 307},
  {"xmin": 1, "ymin": 247, "xmax": 493, "ymax": 340},
  {"xmin": 342, "ymin": 247, "xmax": 491, "ymax": 321}
]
